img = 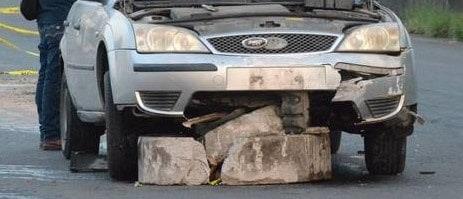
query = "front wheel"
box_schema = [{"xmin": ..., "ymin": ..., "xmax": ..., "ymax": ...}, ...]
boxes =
[
  {"xmin": 104, "ymin": 72, "xmax": 138, "ymax": 181},
  {"xmin": 364, "ymin": 124, "xmax": 410, "ymax": 175},
  {"xmin": 60, "ymin": 74, "xmax": 103, "ymax": 159}
]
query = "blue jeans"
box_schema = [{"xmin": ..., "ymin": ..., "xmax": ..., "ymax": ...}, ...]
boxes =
[{"xmin": 36, "ymin": 23, "xmax": 64, "ymax": 141}]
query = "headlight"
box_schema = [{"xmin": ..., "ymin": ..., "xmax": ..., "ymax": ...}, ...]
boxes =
[
  {"xmin": 133, "ymin": 24, "xmax": 209, "ymax": 53},
  {"xmin": 337, "ymin": 23, "xmax": 400, "ymax": 52}
]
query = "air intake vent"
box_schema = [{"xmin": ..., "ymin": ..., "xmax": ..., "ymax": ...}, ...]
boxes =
[
  {"xmin": 365, "ymin": 96, "xmax": 402, "ymax": 118},
  {"xmin": 138, "ymin": 91, "xmax": 181, "ymax": 111},
  {"xmin": 207, "ymin": 34, "xmax": 337, "ymax": 54}
]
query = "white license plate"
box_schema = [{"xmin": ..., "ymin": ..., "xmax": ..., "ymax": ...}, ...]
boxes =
[{"xmin": 226, "ymin": 67, "xmax": 328, "ymax": 90}]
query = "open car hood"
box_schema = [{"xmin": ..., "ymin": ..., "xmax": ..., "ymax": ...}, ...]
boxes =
[
  {"xmin": 130, "ymin": 0, "xmax": 366, "ymax": 10},
  {"xmin": 131, "ymin": 0, "xmax": 304, "ymax": 3},
  {"xmin": 129, "ymin": 0, "xmax": 305, "ymax": 9}
]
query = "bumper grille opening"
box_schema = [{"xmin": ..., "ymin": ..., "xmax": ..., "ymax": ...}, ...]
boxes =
[
  {"xmin": 207, "ymin": 34, "xmax": 338, "ymax": 54},
  {"xmin": 138, "ymin": 91, "xmax": 181, "ymax": 111},
  {"xmin": 366, "ymin": 96, "xmax": 402, "ymax": 118}
]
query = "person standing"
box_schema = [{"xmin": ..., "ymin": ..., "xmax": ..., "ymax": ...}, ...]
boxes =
[{"xmin": 21, "ymin": 0, "xmax": 76, "ymax": 150}]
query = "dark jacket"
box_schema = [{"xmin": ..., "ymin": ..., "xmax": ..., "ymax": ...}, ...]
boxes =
[{"xmin": 37, "ymin": 0, "xmax": 76, "ymax": 24}]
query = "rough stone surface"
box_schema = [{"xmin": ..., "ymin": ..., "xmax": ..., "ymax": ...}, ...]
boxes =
[
  {"xmin": 138, "ymin": 137, "xmax": 210, "ymax": 185},
  {"xmin": 204, "ymin": 106, "xmax": 284, "ymax": 166},
  {"xmin": 221, "ymin": 130, "xmax": 332, "ymax": 185}
]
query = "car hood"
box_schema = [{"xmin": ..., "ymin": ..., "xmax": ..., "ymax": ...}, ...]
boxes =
[
  {"xmin": 131, "ymin": 0, "xmax": 304, "ymax": 4},
  {"xmin": 190, "ymin": 16, "xmax": 351, "ymax": 37}
]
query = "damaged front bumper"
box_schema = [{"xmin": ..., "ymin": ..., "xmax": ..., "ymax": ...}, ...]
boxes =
[
  {"xmin": 332, "ymin": 72, "xmax": 406, "ymax": 124},
  {"xmin": 108, "ymin": 47, "xmax": 416, "ymax": 124}
]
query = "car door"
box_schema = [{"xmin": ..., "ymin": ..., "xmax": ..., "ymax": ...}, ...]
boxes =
[{"xmin": 64, "ymin": 0, "xmax": 108, "ymax": 112}]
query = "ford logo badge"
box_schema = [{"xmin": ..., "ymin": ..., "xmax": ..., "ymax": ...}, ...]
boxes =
[{"xmin": 242, "ymin": 37, "xmax": 268, "ymax": 49}]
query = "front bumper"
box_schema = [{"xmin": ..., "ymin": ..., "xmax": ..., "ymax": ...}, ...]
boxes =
[{"xmin": 107, "ymin": 49, "xmax": 416, "ymax": 122}]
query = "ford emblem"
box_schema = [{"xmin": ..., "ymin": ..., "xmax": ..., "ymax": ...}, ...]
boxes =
[{"xmin": 242, "ymin": 37, "xmax": 268, "ymax": 49}]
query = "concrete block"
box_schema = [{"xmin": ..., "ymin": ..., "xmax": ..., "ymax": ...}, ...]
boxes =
[
  {"xmin": 204, "ymin": 106, "xmax": 284, "ymax": 166},
  {"xmin": 138, "ymin": 137, "xmax": 210, "ymax": 185},
  {"xmin": 221, "ymin": 130, "xmax": 332, "ymax": 185}
]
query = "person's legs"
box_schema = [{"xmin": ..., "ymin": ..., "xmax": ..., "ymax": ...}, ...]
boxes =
[
  {"xmin": 37, "ymin": 23, "xmax": 64, "ymax": 149},
  {"xmin": 36, "ymin": 24, "xmax": 48, "ymax": 142}
]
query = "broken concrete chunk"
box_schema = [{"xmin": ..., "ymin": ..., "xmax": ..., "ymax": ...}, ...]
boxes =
[
  {"xmin": 138, "ymin": 137, "xmax": 210, "ymax": 185},
  {"xmin": 204, "ymin": 105, "xmax": 284, "ymax": 166},
  {"xmin": 221, "ymin": 132, "xmax": 332, "ymax": 185}
]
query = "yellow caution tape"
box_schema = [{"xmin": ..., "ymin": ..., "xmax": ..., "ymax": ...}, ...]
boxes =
[
  {"xmin": 3, "ymin": 70, "xmax": 38, "ymax": 76},
  {"xmin": 0, "ymin": 6, "xmax": 19, "ymax": 15},
  {"xmin": 208, "ymin": 179, "xmax": 222, "ymax": 186},
  {"xmin": 0, "ymin": 36, "xmax": 17, "ymax": 49},
  {"xmin": 0, "ymin": 36, "xmax": 39, "ymax": 57},
  {"xmin": 25, "ymin": 50, "xmax": 39, "ymax": 57},
  {"xmin": 0, "ymin": 22, "xmax": 39, "ymax": 36}
]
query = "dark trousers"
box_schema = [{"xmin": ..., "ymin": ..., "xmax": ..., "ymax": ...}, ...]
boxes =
[{"xmin": 36, "ymin": 23, "xmax": 64, "ymax": 141}]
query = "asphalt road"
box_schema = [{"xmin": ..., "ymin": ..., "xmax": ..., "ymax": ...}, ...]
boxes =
[
  {"xmin": 0, "ymin": 0, "xmax": 39, "ymax": 72},
  {"xmin": 1, "ymin": 2, "xmax": 463, "ymax": 199}
]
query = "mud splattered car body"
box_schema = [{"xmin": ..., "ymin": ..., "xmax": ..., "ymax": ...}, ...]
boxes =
[{"xmin": 60, "ymin": 0, "xmax": 418, "ymax": 180}]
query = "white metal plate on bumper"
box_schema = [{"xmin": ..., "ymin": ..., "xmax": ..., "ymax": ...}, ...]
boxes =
[{"xmin": 226, "ymin": 66, "xmax": 341, "ymax": 90}]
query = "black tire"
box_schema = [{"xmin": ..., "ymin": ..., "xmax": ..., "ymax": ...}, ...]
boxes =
[
  {"xmin": 330, "ymin": 131, "xmax": 342, "ymax": 154},
  {"xmin": 60, "ymin": 74, "xmax": 102, "ymax": 159},
  {"xmin": 364, "ymin": 127, "xmax": 408, "ymax": 175},
  {"xmin": 104, "ymin": 72, "xmax": 138, "ymax": 181}
]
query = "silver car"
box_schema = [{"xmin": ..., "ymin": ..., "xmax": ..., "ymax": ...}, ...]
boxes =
[{"xmin": 60, "ymin": 0, "xmax": 418, "ymax": 181}]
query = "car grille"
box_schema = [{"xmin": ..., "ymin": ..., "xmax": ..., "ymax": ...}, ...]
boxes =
[
  {"xmin": 207, "ymin": 34, "xmax": 338, "ymax": 54},
  {"xmin": 365, "ymin": 96, "xmax": 402, "ymax": 118},
  {"xmin": 138, "ymin": 91, "xmax": 181, "ymax": 111}
]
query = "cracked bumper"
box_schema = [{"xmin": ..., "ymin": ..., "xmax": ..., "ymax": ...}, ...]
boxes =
[{"xmin": 107, "ymin": 48, "xmax": 416, "ymax": 122}]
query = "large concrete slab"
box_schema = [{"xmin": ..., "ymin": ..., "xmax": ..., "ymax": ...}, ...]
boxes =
[{"xmin": 221, "ymin": 130, "xmax": 332, "ymax": 185}]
